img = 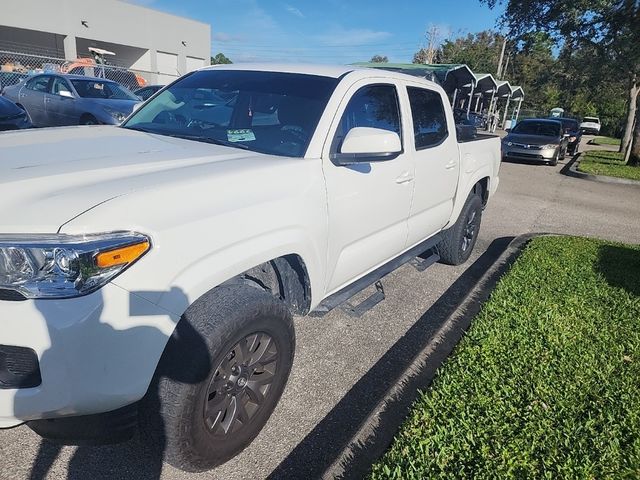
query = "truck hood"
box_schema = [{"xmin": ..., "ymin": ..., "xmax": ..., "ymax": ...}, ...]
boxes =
[{"xmin": 0, "ymin": 126, "xmax": 258, "ymax": 233}]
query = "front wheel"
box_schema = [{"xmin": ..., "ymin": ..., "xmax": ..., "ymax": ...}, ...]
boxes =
[
  {"xmin": 140, "ymin": 285, "xmax": 295, "ymax": 472},
  {"xmin": 438, "ymin": 193, "xmax": 483, "ymax": 266}
]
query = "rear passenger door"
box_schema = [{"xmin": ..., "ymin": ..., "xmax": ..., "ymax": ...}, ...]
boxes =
[
  {"xmin": 19, "ymin": 75, "xmax": 51, "ymax": 126},
  {"xmin": 404, "ymin": 83, "xmax": 459, "ymax": 247}
]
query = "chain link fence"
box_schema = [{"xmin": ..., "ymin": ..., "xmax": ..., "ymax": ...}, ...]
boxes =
[{"xmin": 0, "ymin": 50, "xmax": 178, "ymax": 93}]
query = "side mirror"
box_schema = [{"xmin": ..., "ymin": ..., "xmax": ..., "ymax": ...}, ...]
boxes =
[
  {"xmin": 59, "ymin": 90, "xmax": 74, "ymax": 98},
  {"xmin": 331, "ymin": 127, "xmax": 401, "ymax": 165}
]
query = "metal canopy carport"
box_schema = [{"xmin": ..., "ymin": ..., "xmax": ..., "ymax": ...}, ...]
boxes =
[
  {"xmin": 459, "ymin": 72, "xmax": 498, "ymax": 114},
  {"xmin": 507, "ymin": 85, "xmax": 525, "ymax": 128},
  {"xmin": 352, "ymin": 62, "xmax": 475, "ymax": 94},
  {"xmin": 352, "ymin": 62, "xmax": 476, "ymax": 117}
]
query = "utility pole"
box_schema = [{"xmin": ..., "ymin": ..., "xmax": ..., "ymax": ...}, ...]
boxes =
[
  {"xmin": 502, "ymin": 53, "xmax": 511, "ymax": 79},
  {"xmin": 496, "ymin": 37, "xmax": 507, "ymax": 79}
]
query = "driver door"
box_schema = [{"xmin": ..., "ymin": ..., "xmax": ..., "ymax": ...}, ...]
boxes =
[
  {"xmin": 322, "ymin": 80, "xmax": 415, "ymax": 293},
  {"xmin": 45, "ymin": 76, "xmax": 76, "ymax": 126}
]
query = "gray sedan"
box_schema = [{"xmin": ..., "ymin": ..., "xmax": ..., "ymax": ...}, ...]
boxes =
[
  {"xmin": 501, "ymin": 118, "xmax": 568, "ymax": 166},
  {"xmin": 2, "ymin": 74, "xmax": 139, "ymax": 127}
]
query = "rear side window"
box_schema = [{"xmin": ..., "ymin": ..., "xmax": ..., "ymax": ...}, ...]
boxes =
[
  {"xmin": 25, "ymin": 76, "xmax": 51, "ymax": 93},
  {"xmin": 334, "ymin": 84, "xmax": 401, "ymax": 151},
  {"xmin": 407, "ymin": 87, "xmax": 448, "ymax": 149}
]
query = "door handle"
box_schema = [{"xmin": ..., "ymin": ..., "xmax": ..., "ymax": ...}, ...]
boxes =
[
  {"xmin": 395, "ymin": 172, "xmax": 414, "ymax": 184},
  {"xmin": 445, "ymin": 160, "xmax": 457, "ymax": 170}
]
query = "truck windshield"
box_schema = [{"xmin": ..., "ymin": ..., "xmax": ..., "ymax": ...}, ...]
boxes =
[{"xmin": 123, "ymin": 70, "xmax": 339, "ymax": 157}]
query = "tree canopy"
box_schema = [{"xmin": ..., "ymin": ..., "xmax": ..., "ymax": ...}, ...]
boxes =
[
  {"xmin": 370, "ymin": 55, "xmax": 389, "ymax": 63},
  {"xmin": 479, "ymin": 0, "xmax": 640, "ymax": 162},
  {"xmin": 211, "ymin": 53, "xmax": 232, "ymax": 65}
]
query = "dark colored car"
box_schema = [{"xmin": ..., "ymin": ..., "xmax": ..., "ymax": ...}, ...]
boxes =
[
  {"xmin": 454, "ymin": 108, "xmax": 487, "ymax": 129},
  {"xmin": 0, "ymin": 95, "xmax": 32, "ymax": 131},
  {"xmin": 134, "ymin": 84, "xmax": 164, "ymax": 101},
  {"xmin": 501, "ymin": 118, "xmax": 568, "ymax": 166},
  {"xmin": 2, "ymin": 73, "xmax": 139, "ymax": 127},
  {"xmin": 557, "ymin": 117, "xmax": 582, "ymax": 155}
]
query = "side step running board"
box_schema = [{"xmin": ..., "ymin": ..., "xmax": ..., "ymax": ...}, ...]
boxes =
[
  {"xmin": 311, "ymin": 234, "xmax": 442, "ymax": 317},
  {"xmin": 409, "ymin": 249, "xmax": 440, "ymax": 272},
  {"xmin": 341, "ymin": 281, "xmax": 385, "ymax": 318}
]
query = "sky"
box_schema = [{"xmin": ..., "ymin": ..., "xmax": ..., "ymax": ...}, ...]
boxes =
[{"xmin": 131, "ymin": 0, "xmax": 505, "ymax": 64}]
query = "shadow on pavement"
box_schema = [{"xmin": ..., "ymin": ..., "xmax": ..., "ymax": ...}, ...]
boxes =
[
  {"xmin": 26, "ymin": 287, "xmax": 209, "ymax": 480},
  {"xmin": 597, "ymin": 244, "xmax": 640, "ymax": 297},
  {"xmin": 268, "ymin": 236, "xmax": 517, "ymax": 480}
]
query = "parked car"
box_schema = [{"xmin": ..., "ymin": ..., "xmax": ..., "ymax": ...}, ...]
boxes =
[
  {"xmin": 502, "ymin": 118, "xmax": 568, "ymax": 166},
  {"xmin": 557, "ymin": 117, "xmax": 582, "ymax": 155},
  {"xmin": 580, "ymin": 116, "xmax": 601, "ymax": 135},
  {"xmin": 454, "ymin": 108, "xmax": 487, "ymax": 130},
  {"xmin": 0, "ymin": 64, "xmax": 501, "ymax": 472},
  {"xmin": 134, "ymin": 84, "xmax": 164, "ymax": 101},
  {"xmin": 2, "ymin": 74, "xmax": 139, "ymax": 127},
  {"xmin": 0, "ymin": 95, "xmax": 32, "ymax": 131}
]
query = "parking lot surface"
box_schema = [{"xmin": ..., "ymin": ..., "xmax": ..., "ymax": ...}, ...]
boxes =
[{"xmin": 2, "ymin": 142, "xmax": 639, "ymax": 480}]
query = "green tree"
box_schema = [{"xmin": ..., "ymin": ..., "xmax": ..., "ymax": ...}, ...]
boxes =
[
  {"xmin": 506, "ymin": 32, "xmax": 557, "ymax": 112},
  {"xmin": 211, "ymin": 53, "xmax": 232, "ymax": 65},
  {"xmin": 439, "ymin": 30, "xmax": 504, "ymax": 75},
  {"xmin": 370, "ymin": 55, "xmax": 389, "ymax": 63},
  {"xmin": 480, "ymin": 0, "xmax": 640, "ymax": 164}
]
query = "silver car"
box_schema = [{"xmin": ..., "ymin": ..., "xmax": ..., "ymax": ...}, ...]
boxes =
[
  {"xmin": 2, "ymin": 74, "xmax": 139, "ymax": 127},
  {"xmin": 501, "ymin": 118, "xmax": 568, "ymax": 166}
]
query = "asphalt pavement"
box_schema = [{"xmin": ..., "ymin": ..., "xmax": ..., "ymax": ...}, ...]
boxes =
[{"xmin": 2, "ymin": 138, "xmax": 639, "ymax": 480}]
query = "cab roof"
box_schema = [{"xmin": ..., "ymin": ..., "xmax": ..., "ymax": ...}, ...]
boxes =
[{"xmin": 200, "ymin": 63, "xmax": 441, "ymax": 88}]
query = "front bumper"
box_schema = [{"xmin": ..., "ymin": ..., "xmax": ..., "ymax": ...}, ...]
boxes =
[
  {"xmin": 502, "ymin": 145, "xmax": 557, "ymax": 162},
  {"xmin": 0, "ymin": 283, "xmax": 178, "ymax": 428}
]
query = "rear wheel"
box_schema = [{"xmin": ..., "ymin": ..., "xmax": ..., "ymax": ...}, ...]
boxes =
[
  {"xmin": 438, "ymin": 193, "xmax": 483, "ymax": 266},
  {"xmin": 140, "ymin": 285, "xmax": 295, "ymax": 472}
]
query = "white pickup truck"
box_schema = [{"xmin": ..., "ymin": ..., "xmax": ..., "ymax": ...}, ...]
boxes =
[{"xmin": 0, "ymin": 64, "xmax": 500, "ymax": 471}]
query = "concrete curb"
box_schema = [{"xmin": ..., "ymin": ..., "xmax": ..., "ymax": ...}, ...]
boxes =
[
  {"xmin": 321, "ymin": 233, "xmax": 539, "ymax": 480},
  {"xmin": 566, "ymin": 153, "xmax": 640, "ymax": 186}
]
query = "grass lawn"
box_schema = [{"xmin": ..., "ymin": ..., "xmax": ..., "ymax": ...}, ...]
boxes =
[
  {"xmin": 370, "ymin": 236, "xmax": 640, "ymax": 479},
  {"xmin": 578, "ymin": 150, "xmax": 640, "ymax": 181},
  {"xmin": 591, "ymin": 136, "xmax": 621, "ymax": 147}
]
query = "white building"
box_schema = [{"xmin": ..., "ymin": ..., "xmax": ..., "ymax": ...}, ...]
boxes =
[{"xmin": 0, "ymin": 0, "xmax": 211, "ymax": 83}]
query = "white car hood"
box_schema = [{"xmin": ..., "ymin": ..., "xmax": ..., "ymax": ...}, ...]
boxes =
[{"xmin": 0, "ymin": 126, "xmax": 256, "ymax": 233}]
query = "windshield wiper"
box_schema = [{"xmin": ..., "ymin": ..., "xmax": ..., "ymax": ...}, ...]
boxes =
[
  {"xmin": 123, "ymin": 127, "xmax": 250, "ymax": 151},
  {"xmin": 164, "ymin": 133, "xmax": 250, "ymax": 150}
]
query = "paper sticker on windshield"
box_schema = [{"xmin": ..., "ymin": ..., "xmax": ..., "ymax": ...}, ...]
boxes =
[{"xmin": 227, "ymin": 129, "xmax": 256, "ymax": 142}]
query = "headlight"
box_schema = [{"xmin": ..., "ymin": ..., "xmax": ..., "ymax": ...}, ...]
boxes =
[
  {"xmin": 0, "ymin": 232, "xmax": 150, "ymax": 299},
  {"xmin": 541, "ymin": 144, "xmax": 558, "ymax": 150},
  {"xmin": 103, "ymin": 107, "xmax": 127, "ymax": 123}
]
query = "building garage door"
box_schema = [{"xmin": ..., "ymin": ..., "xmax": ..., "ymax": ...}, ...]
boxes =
[
  {"xmin": 186, "ymin": 56, "xmax": 206, "ymax": 73},
  {"xmin": 157, "ymin": 51, "xmax": 178, "ymax": 83}
]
